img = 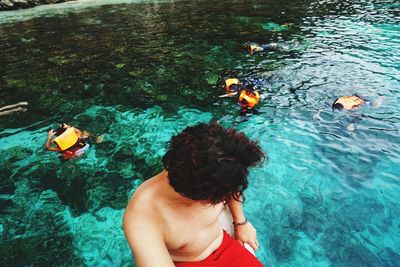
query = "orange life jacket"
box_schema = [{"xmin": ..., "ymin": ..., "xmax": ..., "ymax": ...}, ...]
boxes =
[{"xmin": 239, "ymin": 90, "xmax": 260, "ymax": 109}]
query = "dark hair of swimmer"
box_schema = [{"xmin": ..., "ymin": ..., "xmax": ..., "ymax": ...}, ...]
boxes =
[
  {"xmin": 55, "ymin": 123, "xmax": 67, "ymax": 136},
  {"xmin": 230, "ymin": 84, "xmax": 241, "ymax": 92},
  {"xmin": 332, "ymin": 98, "xmax": 344, "ymax": 110},
  {"xmin": 244, "ymin": 83, "xmax": 254, "ymax": 91}
]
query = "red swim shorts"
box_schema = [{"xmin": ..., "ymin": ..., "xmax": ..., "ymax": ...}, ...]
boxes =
[{"xmin": 174, "ymin": 230, "xmax": 264, "ymax": 267}]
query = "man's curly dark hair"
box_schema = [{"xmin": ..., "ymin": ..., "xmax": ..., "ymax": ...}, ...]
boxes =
[{"xmin": 162, "ymin": 121, "xmax": 265, "ymax": 204}]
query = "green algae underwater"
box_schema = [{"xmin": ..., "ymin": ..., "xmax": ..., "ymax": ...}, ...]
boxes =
[{"xmin": 1, "ymin": 0, "xmax": 400, "ymax": 266}]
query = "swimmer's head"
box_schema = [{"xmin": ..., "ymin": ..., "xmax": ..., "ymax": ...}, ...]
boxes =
[
  {"xmin": 244, "ymin": 42, "xmax": 263, "ymax": 54},
  {"xmin": 224, "ymin": 78, "xmax": 241, "ymax": 92},
  {"xmin": 332, "ymin": 99, "xmax": 344, "ymax": 110},
  {"xmin": 55, "ymin": 123, "xmax": 67, "ymax": 136},
  {"xmin": 244, "ymin": 83, "xmax": 255, "ymax": 91}
]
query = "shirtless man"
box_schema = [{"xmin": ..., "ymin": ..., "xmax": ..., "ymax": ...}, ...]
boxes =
[{"xmin": 123, "ymin": 121, "xmax": 265, "ymax": 267}]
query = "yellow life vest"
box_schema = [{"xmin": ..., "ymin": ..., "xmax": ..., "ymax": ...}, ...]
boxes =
[
  {"xmin": 225, "ymin": 78, "xmax": 240, "ymax": 92},
  {"xmin": 53, "ymin": 127, "xmax": 79, "ymax": 151},
  {"xmin": 249, "ymin": 44, "xmax": 263, "ymax": 53},
  {"xmin": 250, "ymin": 45, "xmax": 257, "ymax": 52},
  {"xmin": 239, "ymin": 90, "xmax": 260, "ymax": 109}
]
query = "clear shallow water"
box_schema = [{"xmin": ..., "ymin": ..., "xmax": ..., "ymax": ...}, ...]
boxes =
[{"xmin": 0, "ymin": 0, "xmax": 399, "ymax": 266}]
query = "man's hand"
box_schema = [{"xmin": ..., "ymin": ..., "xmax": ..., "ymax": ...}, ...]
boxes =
[
  {"xmin": 226, "ymin": 194, "xmax": 259, "ymax": 251},
  {"xmin": 234, "ymin": 221, "xmax": 259, "ymax": 251},
  {"xmin": 46, "ymin": 130, "xmax": 59, "ymax": 151},
  {"xmin": 48, "ymin": 129, "xmax": 56, "ymax": 138}
]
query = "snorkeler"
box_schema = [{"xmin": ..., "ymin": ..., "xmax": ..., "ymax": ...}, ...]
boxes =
[
  {"xmin": 224, "ymin": 78, "xmax": 242, "ymax": 93},
  {"xmin": 238, "ymin": 84, "xmax": 260, "ymax": 114},
  {"xmin": 330, "ymin": 94, "xmax": 385, "ymax": 130},
  {"xmin": 219, "ymin": 80, "xmax": 260, "ymax": 113},
  {"xmin": 45, "ymin": 123, "xmax": 103, "ymax": 160},
  {"xmin": 331, "ymin": 94, "xmax": 385, "ymax": 111},
  {"xmin": 332, "ymin": 95, "xmax": 365, "ymax": 110},
  {"xmin": 313, "ymin": 94, "xmax": 384, "ymax": 131},
  {"xmin": 244, "ymin": 42, "xmax": 280, "ymax": 55}
]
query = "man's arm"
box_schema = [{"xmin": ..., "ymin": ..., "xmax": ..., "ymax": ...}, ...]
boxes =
[
  {"xmin": 373, "ymin": 95, "xmax": 384, "ymax": 108},
  {"xmin": 219, "ymin": 92, "xmax": 238, "ymax": 98},
  {"xmin": 123, "ymin": 210, "xmax": 175, "ymax": 267},
  {"xmin": 45, "ymin": 130, "xmax": 59, "ymax": 152},
  {"xmin": 73, "ymin": 127, "xmax": 83, "ymax": 138},
  {"xmin": 226, "ymin": 194, "xmax": 259, "ymax": 251}
]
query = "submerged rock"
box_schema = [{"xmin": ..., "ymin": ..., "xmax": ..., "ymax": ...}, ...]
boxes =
[
  {"xmin": 0, "ymin": 234, "xmax": 84, "ymax": 266},
  {"xmin": 8, "ymin": 146, "xmax": 34, "ymax": 163},
  {"xmin": 0, "ymin": 165, "xmax": 15, "ymax": 195},
  {"xmin": 270, "ymin": 231, "xmax": 298, "ymax": 261}
]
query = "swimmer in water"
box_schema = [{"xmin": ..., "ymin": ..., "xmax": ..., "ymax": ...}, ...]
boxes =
[
  {"xmin": 219, "ymin": 79, "xmax": 260, "ymax": 114},
  {"xmin": 313, "ymin": 94, "xmax": 385, "ymax": 131},
  {"xmin": 331, "ymin": 94, "xmax": 385, "ymax": 110},
  {"xmin": 332, "ymin": 95, "xmax": 365, "ymax": 110},
  {"xmin": 219, "ymin": 77, "xmax": 243, "ymax": 96},
  {"xmin": 244, "ymin": 42, "xmax": 282, "ymax": 55},
  {"xmin": 45, "ymin": 123, "xmax": 104, "ymax": 160},
  {"xmin": 237, "ymin": 84, "xmax": 260, "ymax": 114}
]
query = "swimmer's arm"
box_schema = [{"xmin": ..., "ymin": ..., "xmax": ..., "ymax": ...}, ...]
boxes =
[
  {"xmin": 123, "ymin": 212, "xmax": 174, "ymax": 267},
  {"xmin": 45, "ymin": 130, "xmax": 59, "ymax": 152},
  {"xmin": 373, "ymin": 95, "xmax": 384, "ymax": 108},
  {"xmin": 73, "ymin": 127, "xmax": 83, "ymax": 138},
  {"xmin": 227, "ymin": 194, "xmax": 259, "ymax": 251},
  {"xmin": 45, "ymin": 142, "xmax": 59, "ymax": 152},
  {"xmin": 219, "ymin": 92, "xmax": 238, "ymax": 98},
  {"xmin": 313, "ymin": 110, "xmax": 322, "ymax": 121}
]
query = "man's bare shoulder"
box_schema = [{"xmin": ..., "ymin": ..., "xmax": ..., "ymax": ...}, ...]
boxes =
[
  {"xmin": 123, "ymin": 172, "xmax": 165, "ymax": 226},
  {"xmin": 123, "ymin": 172, "xmax": 175, "ymax": 267}
]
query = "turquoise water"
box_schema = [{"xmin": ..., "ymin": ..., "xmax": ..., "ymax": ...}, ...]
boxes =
[{"xmin": 0, "ymin": 0, "xmax": 399, "ymax": 266}]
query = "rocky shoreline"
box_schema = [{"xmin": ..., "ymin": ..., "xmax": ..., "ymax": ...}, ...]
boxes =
[{"xmin": 0, "ymin": 0, "xmax": 71, "ymax": 11}]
